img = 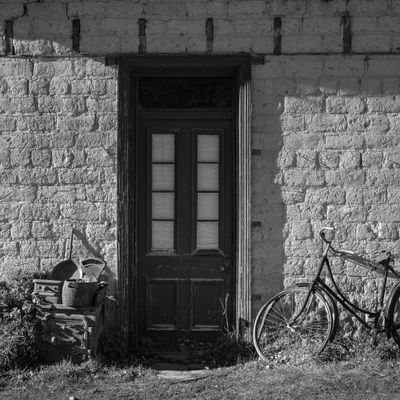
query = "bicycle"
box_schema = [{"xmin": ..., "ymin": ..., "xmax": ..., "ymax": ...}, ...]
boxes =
[{"xmin": 253, "ymin": 227, "xmax": 400, "ymax": 362}]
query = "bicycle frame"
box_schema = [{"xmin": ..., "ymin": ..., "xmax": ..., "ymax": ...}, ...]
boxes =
[{"xmin": 292, "ymin": 240, "xmax": 400, "ymax": 333}]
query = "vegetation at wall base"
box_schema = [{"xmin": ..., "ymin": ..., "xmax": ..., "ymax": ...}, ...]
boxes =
[{"xmin": 0, "ymin": 271, "xmax": 45, "ymax": 372}]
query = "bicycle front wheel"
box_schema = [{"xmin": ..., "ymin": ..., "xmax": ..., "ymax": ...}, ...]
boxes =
[{"xmin": 253, "ymin": 286, "xmax": 334, "ymax": 363}]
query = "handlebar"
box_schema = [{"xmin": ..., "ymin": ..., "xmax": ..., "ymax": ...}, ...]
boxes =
[{"xmin": 319, "ymin": 227, "xmax": 335, "ymax": 244}]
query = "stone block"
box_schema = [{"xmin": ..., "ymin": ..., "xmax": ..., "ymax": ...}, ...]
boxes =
[
  {"xmin": 227, "ymin": 1, "xmax": 265, "ymax": 16},
  {"xmin": 284, "ymin": 169, "xmax": 325, "ymax": 187},
  {"xmin": 7, "ymin": 79, "xmax": 29, "ymax": 96},
  {"xmin": 17, "ymin": 115, "xmax": 56, "ymax": 132},
  {"xmin": 281, "ymin": 187, "xmax": 305, "ymax": 204},
  {"xmin": 234, "ymin": 18, "xmax": 272, "ymax": 34},
  {"xmin": 0, "ymin": 116, "xmax": 16, "ymax": 132},
  {"xmin": 352, "ymin": 17, "xmax": 378, "ymax": 33},
  {"xmin": 86, "ymin": 147, "xmax": 114, "ymax": 167},
  {"xmin": 347, "ymin": 114, "xmax": 371, "ymax": 132},
  {"xmin": 80, "ymin": 35, "xmax": 120, "ymax": 54},
  {"xmin": 86, "ymin": 98, "xmax": 117, "ymax": 113},
  {"xmin": 167, "ymin": 19, "xmax": 204, "ymax": 35},
  {"xmin": 13, "ymin": 39, "xmax": 56, "ymax": 56},
  {"xmin": 387, "ymin": 188, "xmax": 400, "ymax": 204},
  {"xmin": 322, "ymin": 34, "xmax": 343, "ymax": 52},
  {"xmin": 288, "ymin": 222, "xmax": 313, "ymax": 240},
  {"xmin": 18, "ymin": 168, "xmax": 58, "ymax": 186},
  {"xmin": 282, "ymin": 132, "xmax": 324, "ymax": 151},
  {"xmin": 31, "ymin": 149, "xmax": 52, "ymax": 167},
  {"xmin": 302, "ymin": 17, "xmax": 341, "ymax": 34},
  {"xmin": 60, "ymin": 202, "xmax": 102, "ymax": 222},
  {"xmin": 58, "ymin": 168, "xmax": 101, "ymax": 185},
  {"xmin": 213, "ymin": 36, "xmax": 252, "ymax": 52},
  {"xmin": 10, "ymin": 148, "xmax": 31, "ymax": 168},
  {"xmin": 252, "ymin": 36, "xmax": 275, "ymax": 53},
  {"xmin": 367, "ymin": 114, "xmax": 390, "ymax": 134},
  {"xmin": 305, "ymin": 114, "xmax": 347, "ymax": 133},
  {"xmin": 377, "ymin": 223, "xmax": 398, "ymax": 240},
  {"xmin": 337, "ymin": 78, "xmax": 361, "ymax": 96},
  {"xmin": 33, "ymin": 18, "xmax": 71, "ymax": 36},
  {"xmin": 31, "ymin": 221, "xmax": 52, "ymax": 239},
  {"xmin": 360, "ymin": 78, "xmax": 382, "ymax": 95},
  {"xmin": 325, "ymin": 55, "xmax": 364, "ymax": 77},
  {"xmin": 326, "ymin": 97, "xmax": 366, "ymax": 114},
  {"xmin": 12, "ymin": 16, "xmax": 31, "ymax": 36},
  {"xmin": 30, "ymin": 77, "xmax": 50, "ymax": 95},
  {"xmin": 325, "ymin": 170, "xmax": 365, "ymax": 186},
  {"xmin": 364, "ymin": 134, "xmax": 400, "ymax": 150},
  {"xmin": 296, "ymin": 150, "xmax": 317, "ymax": 169},
  {"xmin": 367, "ymin": 96, "xmax": 400, "ymax": 113},
  {"xmin": 0, "ymin": 59, "xmax": 32, "ymax": 78},
  {"xmin": 319, "ymin": 151, "xmax": 340, "ymax": 169},
  {"xmin": 11, "ymin": 222, "xmax": 31, "ymax": 240},
  {"xmin": 57, "ymin": 114, "xmax": 96, "ymax": 132},
  {"xmin": 362, "ymin": 151, "xmax": 383, "ymax": 168},
  {"xmin": 365, "ymin": 57, "xmax": 400, "ymax": 76},
  {"xmin": 48, "ymin": 77, "xmax": 70, "ymax": 95},
  {"xmin": 281, "ymin": 114, "xmax": 304, "ymax": 132},
  {"xmin": 0, "ymin": 3, "xmax": 24, "ymax": 19},
  {"xmin": 282, "ymin": 34, "xmax": 323, "ymax": 53},
  {"xmin": 369, "ymin": 205, "xmax": 400, "ymax": 222},
  {"xmin": 284, "ymin": 96, "xmax": 323, "ymax": 114},
  {"xmin": 0, "ymin": 78, "xmax": 8, "ymax": 95},
  {"xmin": 295, "ymin": 78, "xmax": 319, "ymax": 95},
  {"xmin": 327, "ymin": 205, "xmax": 367, "ymax": 223},
  {"xmin": 27, "ymin": 3, "xmax": 66, "ymax": 19},
  {"xmin": 366, "ymin": 169, "xmax": 400, "ymax": 186},
  {"xmin": 348, "ymin": 0, "xmax": 389, "ymax": 16},
  {"xmin": 52, "ymin": 148, "xmax": 85, "ymax": 168},
  {"xmin": 305, "ymin": 187, "xmax": 346, "ymax": 206},
  {"xmin": 339, "ymin": 151, "xmax": 361, "ymax": 169},
  {"xmin": 19, "ymin": 203, "xmax": 59, "ymax": 222},
  {"xmin": 305, "ymin": 0, "xmax": 347, "ymax": 16},
  {"xmin": 146, "ymin": 3, "xmax": 186, "ymax": 18}
]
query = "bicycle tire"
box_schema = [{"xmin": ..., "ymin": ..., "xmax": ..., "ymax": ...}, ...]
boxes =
[
  {"xmin": 253, "ymin": 286, "xmax": 335, "ymax": 362},
  {"xmin": 386, "ymin": 284, "xmax": 400, "ymax": 346}
]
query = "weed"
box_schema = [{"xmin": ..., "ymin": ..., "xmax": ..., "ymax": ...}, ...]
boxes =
[{"xmin": 0, "ymin": 270, "xmax": 45, "ymax": 371}]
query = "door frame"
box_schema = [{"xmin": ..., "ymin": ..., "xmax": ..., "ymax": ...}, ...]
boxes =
[{"xmin": 117, "ymin": 55, "xmax": 252, "ymax": 348}]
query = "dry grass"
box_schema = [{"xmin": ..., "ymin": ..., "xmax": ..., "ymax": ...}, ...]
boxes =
[{"xmin": 2, "ymin": 337, "xmax": 400, "ymax": 400}]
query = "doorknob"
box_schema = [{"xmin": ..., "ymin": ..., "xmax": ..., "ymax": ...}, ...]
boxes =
[{"xmin": 219, "ymin": 265, "xmax": 225, "ymax": 272}]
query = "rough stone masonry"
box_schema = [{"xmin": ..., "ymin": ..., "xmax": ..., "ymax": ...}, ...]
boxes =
[{"xmin": 1, "ymin": 0, "xmax": 400, "ymax": 335}]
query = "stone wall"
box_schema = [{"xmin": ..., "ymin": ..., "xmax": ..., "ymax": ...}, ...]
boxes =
[
  {"xmin": 0, "ymin": 56, "xmax": 118, "ymax": 284},
  {"xmin": 1, "ymin": 0, "xmax": 400, "ymax": 328}
]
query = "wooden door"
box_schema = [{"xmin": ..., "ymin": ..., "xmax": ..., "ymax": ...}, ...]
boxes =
[{"xmin": 136, "ymin": 110, "xmax": 235, "ymax": 338}]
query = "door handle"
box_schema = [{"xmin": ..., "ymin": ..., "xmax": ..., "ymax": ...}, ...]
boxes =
[{"xmin": 219, "ymin": 265, "xmax": 226, "ymax": 272}]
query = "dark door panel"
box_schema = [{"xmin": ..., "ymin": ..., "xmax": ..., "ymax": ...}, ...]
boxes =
[{"xmin": 136, "ymin": 112, "xmax": 234, "ymax": 336}]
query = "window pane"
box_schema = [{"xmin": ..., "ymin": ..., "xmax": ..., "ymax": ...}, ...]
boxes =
[
  {"xmin": 197, "ymin": 164, "xmax": 219, "ymax": 191},
  {"xmin": 139, "ymin": 77, "xmax": 233, "ymax": 108},
  {"xmin": 198, "ymin": 135, "xmax": 219, "ymax": 162},
  {"xmin": 152, "ymin": 221, "xmax": 174, "ymax": 251},
  {"xmin": 197, "ymin": 193, "xmax": 218, "ymax": 220},
  {"xmin": 197, "ymin": 222, "xmax": 219, "ymax": 249},
  {"xmin": 152, "ymin": 164, "xmax": 174, "ymax": 191},
  {"xmin": 152, "ymin": 134, "xmax": 174, "ymax": 162},
  {"xmin": 153, "ymin": 193, "xmax": 174, "ymax": 219}
]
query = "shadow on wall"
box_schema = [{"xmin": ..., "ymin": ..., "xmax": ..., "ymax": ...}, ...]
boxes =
[{"xmin": 251, "ymin": 54, "xmax": 400, "ymax": 325}]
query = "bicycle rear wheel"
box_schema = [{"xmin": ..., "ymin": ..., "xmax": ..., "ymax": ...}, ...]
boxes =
[
  {"xmin": 386, "ymin": 284, "xmax": 400, "ymax": 346},
  {"xmin": 253, "ymin": 286, "xmax": 334, "ymax": 363}
]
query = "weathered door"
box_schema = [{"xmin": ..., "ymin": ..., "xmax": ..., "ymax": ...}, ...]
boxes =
[{"xmin": 136, "ymin": 108, "xmax": 235, "ymax": 339}]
